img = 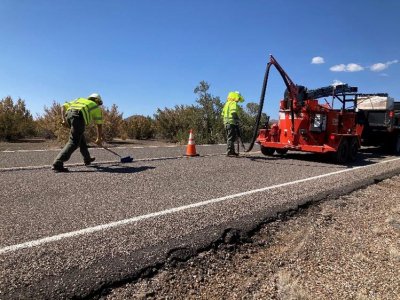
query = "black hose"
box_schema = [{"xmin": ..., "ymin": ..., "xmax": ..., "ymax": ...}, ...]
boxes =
[
  {"xmin": 245, "ymin": 61, "xmax": 272, "ymax": 152},
  {"xmin": 245, "ymin": 55, "xmax": 301, "ymax": 152}
]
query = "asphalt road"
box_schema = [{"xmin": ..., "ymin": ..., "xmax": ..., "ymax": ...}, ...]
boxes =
[{"xmin": 1, "ymin": 144, "xmax": 400, "ymax": 299}]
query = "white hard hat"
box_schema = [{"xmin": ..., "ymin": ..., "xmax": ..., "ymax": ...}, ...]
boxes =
[{"xmin": 88, "ymin": 93, "xmax": 103, "ymax": 105}]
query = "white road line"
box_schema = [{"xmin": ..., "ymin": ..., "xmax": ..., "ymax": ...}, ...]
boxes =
[
  {"xmin": 1, "ymin": 157, "xmax": 400, "ymax": 255},
  {"xmin": 1, "ymin": 149, "xmax": 60, "ymax": 153},
  {"xmin": 0, "ymin": 151, "xmax": 243, "ymax": 172},
  {"xmin": 0, "ymin": 161, "xmax": 118, "ymax": 171},
  {"xmin": 0, "ymin": 143, "xmax": 225, "ymax": 153},
  {"xmin": 0, "ymin": 144, "xmax": 199, "ymax": 153},
  {"xmin": 0, "ymin": 155, "xmax": 195, "ymax": 172}
]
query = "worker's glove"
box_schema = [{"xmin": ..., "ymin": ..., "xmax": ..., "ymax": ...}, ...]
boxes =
[{"xmin": 95, "ymin": 138, "xmax": 103, "ymax": 146}]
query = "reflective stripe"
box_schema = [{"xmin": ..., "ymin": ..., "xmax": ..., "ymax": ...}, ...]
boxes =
[
  {"xmin": 71, "ymin": 101, "xmax": 89, "ymax": 124},
  {"xmin": 70, "ymin": 106, "xmax": 85, "ymax": 109},
  {"xmin": 81, "ymin": 108, "xmax": 90, "ymax": 124},
  {"xmin": 68, "ymin": 101, "xmax": 89, "ymax": 124},
  {"xmin": 64, "ymin": 98, "xmax": 103, "ymax": 125}
]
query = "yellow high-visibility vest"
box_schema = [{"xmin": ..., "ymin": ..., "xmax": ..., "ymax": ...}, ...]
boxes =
[
  {"xmin": 222, "ymin": 91, "xmax": 244, "ymax": 124},
  {"xmin": 63, "ymin": 98, "xmax": 103, "ymax": 125},
  {"xmin": 222, "ymin": 100, "xmax": 240, "ymax": 125}
]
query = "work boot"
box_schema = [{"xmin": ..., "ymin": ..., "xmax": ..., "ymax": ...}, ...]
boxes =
[
  {"xmin": 52, "ymin": 164, "xmax": 69, "ymax": 172},
  {"xmin": 84, "ymin": 157, "xmax": 96, "ymax": 166},
  {"xmin": 226, "ymin": 152, "xmax": 239, "ymax": 157}
]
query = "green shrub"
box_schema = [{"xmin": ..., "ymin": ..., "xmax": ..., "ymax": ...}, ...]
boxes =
[
  {"xmin": 0, "ymin": 96, "xmax": 36, "ymax": 141},
  {"xmin": 36, "ymin": 101, "xmax": 69, "ymax": 143},
  {"xmin": 154, "ymin": 105, "xmax": 200, "ymax": 143},
  {"xmin": 125, "ymin": 115, "xmax": 155, "ymax": 139}
]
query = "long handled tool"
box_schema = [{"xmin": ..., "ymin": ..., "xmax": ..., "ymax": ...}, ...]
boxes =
[
  {"xmin": 236, "ymin": 126, "xmax": 247, "ymax": 154},
  {"xmin": 102, "ymin": 146, "xmax": 133, "ymax": 163}
]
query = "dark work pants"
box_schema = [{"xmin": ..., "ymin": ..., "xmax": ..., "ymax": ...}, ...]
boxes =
[
  {"xmin": 225, "ymin": 123, "xmax": 238, "ymax": 154},
  {"xmin": 53, "ymin": 110, "xmax": 91, "ymax": 166}
]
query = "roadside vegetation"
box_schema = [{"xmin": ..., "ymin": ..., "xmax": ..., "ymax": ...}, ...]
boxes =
[
  {"xmin": 0, "ymin": 81, "xmax": 268, "ymax": 145},
  {"xmin": 0, "ymin": 96, "xmax": 36, "ymax": 141}
]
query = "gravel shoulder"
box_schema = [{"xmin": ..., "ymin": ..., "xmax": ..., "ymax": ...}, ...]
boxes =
[{"xmin": 106, "ymin": 175, "xmax": 400, "ymax": 300}]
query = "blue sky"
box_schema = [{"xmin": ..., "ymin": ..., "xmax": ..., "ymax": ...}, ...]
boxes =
[{"xmin": 1, "ymin": 0, "xmax": 399, "ymax": 119}]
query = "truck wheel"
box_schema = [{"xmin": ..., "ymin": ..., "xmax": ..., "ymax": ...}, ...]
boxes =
[
  {"xmin": 348, "ymin": 138, "xmax": 359, "ymax": 162},
  {"xmin": 335, "ymin": 139, "xmax": 349, "ymax": 164},
  {"xmin": 260, "ymin": 146, "xmax": 275, "ymax": 156},
  {"xmin": 276, "ymin": 149, "xmax": 288, "ymax": 155}
]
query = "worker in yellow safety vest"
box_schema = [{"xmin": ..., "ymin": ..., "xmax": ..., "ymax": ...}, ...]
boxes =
[
  {"xmin": 222, "ymin": 91, "xmax": 244, "ymax": 156},
  {"xmin": 52, "ymin": 93, "xmax": 104, "ymax": 172}
]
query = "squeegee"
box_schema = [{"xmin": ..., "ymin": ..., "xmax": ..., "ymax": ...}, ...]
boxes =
[{"xmin": 102, "ymin": 146, "xmax": 133, "ymax": 163}]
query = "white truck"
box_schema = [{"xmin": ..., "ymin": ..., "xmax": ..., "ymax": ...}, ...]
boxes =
[{"xmin": 357, "ymin": 94, "xmax": 400, "ymax": 154}]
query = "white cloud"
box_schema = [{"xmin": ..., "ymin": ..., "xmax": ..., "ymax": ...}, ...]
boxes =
[
  {"xmin": 311, "ymin": 56, "xmax": 325, "ymax": 64},
  {"xmin": 330, "ymin": 64, "xmax": 346, "ymax": 72},
  {"xmin": 346, "ymin": 63, "xmax": 364, "ymax": 72},
  {"xmin": 329, "ymin": 59, "xmax": 398, "ymax": 73},
  {"xmin": 370, "ymin": 60, "xmax": 399, "ymax": 72},
  {"xmin": 370, "ymin": 63, "xmax": 387, "ymax": 72},
  {"xmin": 330, "ymin": 63, "xmax": 364, "ymax": 72}
]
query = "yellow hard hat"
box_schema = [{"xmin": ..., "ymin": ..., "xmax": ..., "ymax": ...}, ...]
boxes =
[
  {"xmin": 227, "ymin": 91, "xmax": 244, "ymax": 102},
  {"xmin": 88, "ymin": 93, "xmax": 103, "ymax": 105}
]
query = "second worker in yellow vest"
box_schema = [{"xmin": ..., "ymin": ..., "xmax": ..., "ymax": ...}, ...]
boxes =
[{"xmin": 222, "ymin": 91, "xmax": 244, "ymax": 156}]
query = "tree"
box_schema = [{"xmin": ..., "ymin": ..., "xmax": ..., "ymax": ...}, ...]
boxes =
[
  {"xmin": 36, "ymin": 101, "xmax": 69, "ymax": 142},
  {"xmin": 0, "ymin": 96, "xmax": 36, "ymax": 141},
  {"xmin": 153, "ymin": 81, "xmax": 269, "ymax": 144},
  {"xmin": 194, "ymin": 81, "xmax": 224, "ymax": 144}
]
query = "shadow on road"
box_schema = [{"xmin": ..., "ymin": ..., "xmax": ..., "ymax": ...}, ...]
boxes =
[
  {"xmin": 247, "ymin": 146, "xmax": 394, "ymax": 168},
  {"xmin": 75, "ymin": 164, "xmax": 156, "ymax": 173}
]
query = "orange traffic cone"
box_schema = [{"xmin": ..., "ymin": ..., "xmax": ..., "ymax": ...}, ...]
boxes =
[{"xmin": 184, "ymin": 129, "xmax": 199, "ymax": 157}]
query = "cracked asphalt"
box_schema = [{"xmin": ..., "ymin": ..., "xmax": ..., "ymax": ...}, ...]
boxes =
[{"xmin": 0, "ymin": 144, "xmax": 399, "ymax": 299}]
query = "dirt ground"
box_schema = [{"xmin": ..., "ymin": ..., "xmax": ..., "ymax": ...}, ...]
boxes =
[{"xmin": 105, "ymin": 176, "xmax": 400, "ymax": 300}]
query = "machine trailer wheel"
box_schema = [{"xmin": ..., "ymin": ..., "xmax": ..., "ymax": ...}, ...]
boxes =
[
  {"xmin": 335, "ymin": 139, "xmax": 349, "ymax": 164},
  {"xmin": 276, "ymin": 149, "xmax": 288, "ymax": 155},
  {"xmin": 260, "ymin": 146, "xmax": 275, "ymax": 156},
  {"xmin": 348, "ymin": 138, "xmax": 359, "ymax": 162}
]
